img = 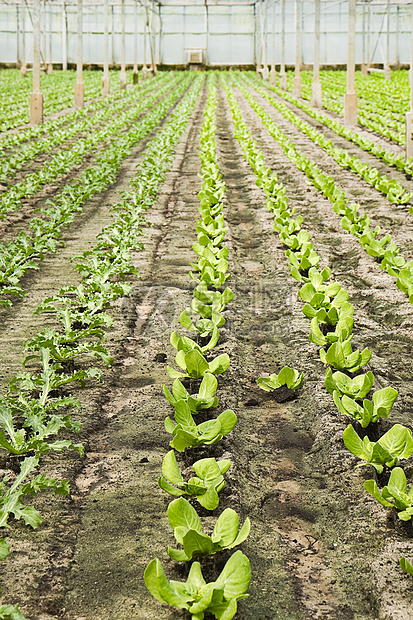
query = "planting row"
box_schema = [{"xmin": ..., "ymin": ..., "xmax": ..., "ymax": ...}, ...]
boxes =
[
  {"xmin": 0, "ymin": 74, "xmax": 203, "ymax": 618},
  {"xmin": 221, "ymin": 70, "xmax": 413, "ymax": 581}
]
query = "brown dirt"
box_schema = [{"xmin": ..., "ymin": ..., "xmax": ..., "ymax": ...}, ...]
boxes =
[{"xmin": 0, "ymin": 74, "xmax": 413, "ymax": 620}]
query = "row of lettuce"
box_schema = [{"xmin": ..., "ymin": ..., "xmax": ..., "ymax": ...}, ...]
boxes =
[
  {"xmin": 234, "ymin": 73, "xmax": 413, "ymax": 308},
  {"xmin": 222, "ymin": 72, "xmax": 413, "ymax": 576},
  {"xmin": 144, "ymin": 73, "xmax": 252, "ymax": 620},
  {"xmin": 0, "ymin": 74, "xmax": 203, "ymax": 619}
]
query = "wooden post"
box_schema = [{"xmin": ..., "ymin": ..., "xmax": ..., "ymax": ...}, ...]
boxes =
[
  {"xmin": 62, "ymin": 1, "xmax": 67, "ymax": 70},
  {"xmin": 74, "ymin": 0, "xmax": 84, "ymax": 108},
  {"xmin": 21, "ymin": 4, "xmax": 27, "ymax": 77},
  {"xmin": 133, "ymin": 0, "xmax": 138, "ymax": 83},
  {"xmin": 47, "ymin": 2, "xmax": 53, "ymax": 73},
  {"xmin": 120, "ymin": 0, "xmax": 127, "ymax": 88},
  {"xmin": 311, "ymin": 0, "xmax": 322, "ymax": 106},
  {"xmin": 293, "ymin": 0, "xmax": 302, "ymax": 97},
  {"xmin": 344, "ymin": 0, "xmax": 357, "ymax": 126},
  {"xmin": 102, "ymin": 0, "xmax": 110, "ymax": 95},
  {"xmin": 384, "ymin": 0, "xmax": 391, "ymax": 80},
  {"xmin": 262, "ymin": 0, "xmax": 269, "ymax": 80},
  {"xmin": 270, "ymin": 0, "xmax": 276, "ymax": 85},
  {"xmin": 406, "ymin": 0, "xmax": 413, "ymax": 158},
  {"xmin": 279, "ymin": 0, "xmax": 287, "ymax": 89},
  {"xmin": 31, "ymin": 0, "xmax": 43, "ymax": 124}
]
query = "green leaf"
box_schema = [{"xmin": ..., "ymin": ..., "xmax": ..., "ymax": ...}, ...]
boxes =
[
  {"xmin": 343, "ymin": 425, "xmax": 371, "ymax": 460},
  {"xmin": 167, "ymin": 497, "xmax": 202, "ymax": 533},
  {"xmin": 217, "ymin": 410, "xmax": 237, "ymax": 436},
  {"xmin": 217, "ymin": 550, "xmax": 252, "ymax": 599},
  {"xmin": 158, "ymin": 476, "xmax": 185, "ymax": 497},
  {"xmin": 192, "ymin": 458, "xmax": 221, "ymax": 485},
  {"xmin": 0, "ymin": 538, "xmax": 9, "ymax": 561},
  {"xmin": 400, "ymin": 557, "xmax": 413, "ymax": 576},
  {"xmin": 198, "ymin": 374, "xmax": 218, "ymax": 400},
  {"xmin": 213, "ymin": 509, "xmax": 240, "ymax": 546},
  {"xmin": 208, "ymin": 354, "xmax": 230, "ymax": 375},
  {"xmin": 181, "ymin": 530, "xmax": 215, "ymax": 559},
  {"xmin": 144, "ymin": 558, "xmax": 192, "ymax": 607},
  {"xmin": 372, "ymin": 387, "xmax": 398, "ymax": 418},
  {"xmin": 185, "ymin": 349, "xmax": 209, "ymax": 378},
  {"xmin": 379, "ymin": 424, "xmax": 413, "ymax": 462},
  {"xmin": 364, "ymin": 480, "xmax": 394, "ymax": 508},
  {"xmin": 161, "ymin": 450, "xmax": 184, "ymax": 485}
]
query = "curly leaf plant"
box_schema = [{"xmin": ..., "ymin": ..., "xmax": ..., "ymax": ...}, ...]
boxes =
[
  {"xmin": 165, "ymin": 497, "xmax": 250, "ymax": 561},
  {"xmin": 158, "ymin": 450, "xmax": 230, "ymax": 510},
  {"xmin": 343, "ymin": 423, "xmax": 413, "ymax": 473},
  {"xmin": 144, "ymin": 549, "xmax": 251, "ymax": 620}
]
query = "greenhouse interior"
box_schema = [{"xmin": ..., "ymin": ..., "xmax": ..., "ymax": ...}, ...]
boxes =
[{"xmin": 1, "ymin": 1, "xmax": 413, "ymax": 620}]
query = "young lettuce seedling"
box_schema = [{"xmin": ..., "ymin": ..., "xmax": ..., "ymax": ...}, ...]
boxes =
[
  {"xmin": 165, "ymin": 401, "xmax": 237, "ymax": 452},
  {"xmin": 325, "ymin": 368, "xmax": 374, "ymax": 399},
  {"xmin": 309, "ymin": 316, "xmax": 354, "ymax": 346},
  {"xmin": 165, "ymin": 497, "xmax": 250, "ymax": 561},
  {"xmin": 144, "ymin": 549, "xmax": 251, "ymax": 620},
  {"xmin": 158, "ymin": 450, "xmax": 230, "ymax": 510},
  {"xmin": 257, "ymin": 365, "xmax": 303, "ymax": 392},
  {"xmin": 163, "ymin": 374, "xmax": 219, "ymax": 412},
  {"xmin": 167, "ymin": 339, "xmax": 230, "ymax": 379},
  {"xmin": 320, "ymin": 339, "xmax": 371, "ymax": 374},
  {"xmin": 343, "ymin": 423, "xmax": 413, "ymax": 473},
  {"xmin": 400, "ymin": 557, "xmax": 413, "ymax": 576},
  {"xmin": 333, "ymin": 386, "xmax": 398, "ymax": 428},
  {"xmin": 364, "ymin": 467, "xmax": 413, "ymax": 521}
]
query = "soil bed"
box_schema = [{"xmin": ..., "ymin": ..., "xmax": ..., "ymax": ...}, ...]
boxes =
[{"xmin": 0, "ymin": 76, "xmax": 413, "ymax": 620}]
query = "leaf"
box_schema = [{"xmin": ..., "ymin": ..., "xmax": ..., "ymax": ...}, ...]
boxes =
[
  {"xmin": 379, "ymin": 424, "xmax": 413, "ymax": 462},
  {"xmin": 185, "ymin": 349, "xmax": 209, "ymax": 378},
  {"xmin": 400, "ymin": 557, "xmax": 413, "ymax": 576},
  {"xmin": 180, "ymin": 309, "xmax": 196, "ymax": 331},
  {"xmin": 208, "ymin": 354, "xmax": 230, "ymax": 375},
  {"xmin": 363, "ymin": 480, "xmax": 394, "ymax": 508},
  {"xmin": 192, "ymin": 458, "xmax": 221, "ymax": 485},
  {"xmin": 174, "ymin": 401, "xmax": 196, "ymax": 428},
  {"xmin": 167, "ymin": 498, "xmax": 202, "ymax": 533},
  {"xmin": 158, "ymin": 477, "xmax": 185, "ymax": 497},
  {"xmin": 213, "ymin": 509, "xmax": 240, "ymax": 546},
  {"xmin": 217, "ymin": 410, "xmax": 237, "ymax": 436},
  {"xmin": 372, "ymin": 387, "xmax": 398, "ymax": 418},
  {"xmin": 144, "ymin": 558, "xmax": 192, "ymax": 607},
  {"xmin": 230, "ymin": 517, "xmax": 251, "ymax": 549},
  {"xmin": 343, "ymin": 425, "xmax": 371, "ymax": 460},
  {"xmin": 198, "ymin": 373, "xmax": 218, "ymax": 400},
  {"xmin": 161, "ymin": 450, "xmax": 184, "ymax": 485},
  {"xmin": 181, "ymin": 530, "xmax": 215, "ymax": 559},
  {"xmin": 217, "ymin": 550, "xmax": 252, "ymax": 599},
  {"xmin": 0, "ymin": 538, "xmax": 9, "ymax": 561}
]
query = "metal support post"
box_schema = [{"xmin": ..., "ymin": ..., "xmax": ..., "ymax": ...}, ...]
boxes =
[
  {"xmin": 384, "ymin": 0, "xmax": 391, "ymax": 79},
  {"xmin": 74, "ymin": 0, "xmax": 84, "ymax": 108},
  {"xmin": 270, "ymin": 0, "xmax": 276, "ymax": 85},
  {"xmin": 311, "ymin": 0, "xmax": 322, "ymax": 107},
  {"xmin": 133, "ymin": 0, "xmax": 139, "ymax": 83},
  {"xmin": 279, "ymin": 0, "xmax": 287, "ymax": 89},
  {"xmin": 102, "ymin": 0, "xmax": 110, "ymax": 95},
  {"xmin": 406, "ymin": 0, "xmax": 413, "ymax": 158},
  {"xmin": 62, "ymin": 1, "xmax": 67, "ymax": 70},
  {"xmin": 262, "ymin": 0, "xmax": 269, "ymax": 80},
  {"xmin": 293, "ymin": 0, "xmax": 302, "ymax": 97},
  {"xmin": 47, "ymin": 2, "xmax": 53, "ymax": 73},
  {"xmin": 21, "ymin": 4, "xmax": 27, "ymax": 78},
  {"xmin": 142, "ymin": 4, "xmax": 148, "ymax": 79},
  {"xmin": 120, "ymin": 0, "xmax": 127, "ymax": 88},
  {"xmin": 344, "ymin": 0, "xmax": 357, "ymax": 126},
  {"xmin": 31, "ymin": 0, "xmax": 43, "ymax": 124}
]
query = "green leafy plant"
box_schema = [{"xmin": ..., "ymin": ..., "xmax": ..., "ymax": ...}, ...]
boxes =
[
  {"xmin": 165, "ymin": 497, "xmax": 250, "ymax": 561},
  {"xmin": 167, "ymin": 336, "xmax": 230, "ymax": 379},
  {"xmin": 319, "ymin": 340, "xmax": 371, "ymax": 373},
  {"xmin": 325, "ymin": 368, "xmax": 374, "ymax": 399},
  {"xmin": 400, "ymin": 556, "xmax": 413, "ymax": 576},
  {"xmin": 364, "ymin": 467, "xmax": 413, "ymax": 521},
  {"xmin": 144, "ymin": 549, "xmax": 251, "ymax": 620},
  {"xmin": 343, "ymin": 423, "xmax": 413, "ymax": 473},
  {"xmin": 257, "ymin": 365, "xmax": 303, "ymax": 392},
  {"xmin": 333, "ymin": 387, "xmax": 398, "ymax": 427},
  {"xmin": 163, "ymin": 375, "xmax": 219, "ymax": 413},
  {"xmin": 158, "ymin": 450, "xmax": 230, "ymax": 510},
  {"xmin": 165, "ymin": 401, "xmax": 237, "ymax": 452}
]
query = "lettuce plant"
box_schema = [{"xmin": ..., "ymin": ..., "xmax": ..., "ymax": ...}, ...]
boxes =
[
  {"xmin": 364, "ymin": 467, "xmax": 413, "ymax": 521},
  {"xmin": 165, "ymin": 497, "xmax": 250, "ymax": 561},
  {"xmin": 333, "ymin": 386, "xmax": 398, "ymax": 427},
  {"xmin": 319, "ymin": 340, "xmax": 371, "ymax": 373},
  {"xmin": 309, "ymin": 316, "xmax": 354, "ymax": 346},
  {"xmin": 325, "ymin": 369, "xmax": 374, "ymax": 399},
  {"xmin": 144, "ymin": 549, "xmax": 251, "ymax": 620},
  {"xmin": 163, "ymin": 375, "xmax": 219, "ymax": 413},
  {"xmin": 165, "ymin": 402, "xmax": 237, "ymax": 452},
  {"xmin": 343, "ymin": 423, "xmax": 413, "ymax": 473},
  {"xmin": 257, "ymin": 365, "xmax": 303, "ymax": 392},
  {"xmin": 167, "ymin": 344, "xmax": 230, "ymax": 380},
  {"xmin": 400, "ymin": 557, "xmax": 413, "ymax": 576},
  {"xmin": 158, "ymin": 450, "xmax": 230, "ymax": 510}
]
